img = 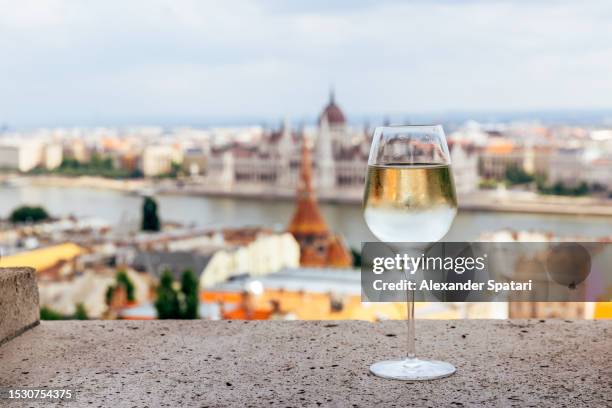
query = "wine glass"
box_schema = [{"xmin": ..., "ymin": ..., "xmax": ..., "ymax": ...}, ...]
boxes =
[{"xmin": 363, "ymin": 125, "xmax": 458, "ymax": 380}]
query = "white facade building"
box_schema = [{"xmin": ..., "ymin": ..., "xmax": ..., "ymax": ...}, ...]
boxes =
[
  {"xmin": 44, "ymin": 144, "xmax": 63, "ymax": 170},
  {"xmin": 0, "ymin": 141, "xmax": 43, "ymax": 172},
  {"xmin": 449, "ymin": 142, "xmax": 479, "ymax": 195},
  {"xmin": 547, "ymin": 148, "xmax": 585, "ymax": 187},
  {"xmin": 141, "ymin": 145, "xmax": 176, "ymax": 177},
  {"xmin": 200, "ymin": 232, "xmax": 300, "ymax": 288},
  {"xmin": 203, "ymin": 92, "xmax": 369, "ymax": 195}
]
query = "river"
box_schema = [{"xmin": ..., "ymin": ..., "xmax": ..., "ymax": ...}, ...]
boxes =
[{"xmin": 1, "ymin": 185, "xmax": 611, "ymax": 248}]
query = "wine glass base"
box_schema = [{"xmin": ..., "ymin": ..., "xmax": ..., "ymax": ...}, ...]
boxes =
[{"xmin": 370, "ymin": 358, "xmax": 456, "ymax": 381}]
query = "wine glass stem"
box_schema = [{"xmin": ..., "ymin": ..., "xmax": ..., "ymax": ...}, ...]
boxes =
[{"xmin": 406, "ymin": 283, "xmax": 416, "ymax": 359}]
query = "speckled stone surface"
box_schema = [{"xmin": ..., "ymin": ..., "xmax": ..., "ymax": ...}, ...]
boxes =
[
  {"xmin": 0, "ymin": 320, "xmax": 610, "ymax": 407},
  {"xmin": 0, "ymin": 267, "xmax": 39, "ymax": 345}
]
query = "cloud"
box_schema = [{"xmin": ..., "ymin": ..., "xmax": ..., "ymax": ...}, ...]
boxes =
[{"xmin": 0, "ymin": 0, "xmax": 611, "ymax": 127}]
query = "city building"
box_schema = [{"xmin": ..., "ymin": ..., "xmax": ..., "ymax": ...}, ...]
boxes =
[
  {"xmin": 200, "ymin": 267, "xmax": 495, "ymax": 321},
  {"xmin": 38, "ymin": 268, "xmax": 152, "ymax": 318},
  {"xmin": 203, "ymin": 92, "xmax": 369, "ymax": 195},
  {"xmin": 65, "ymin": 139, "xmax": 90, "ymax": 163},
  {"xmin": 128, "ymin": 229, "xmax": 300, "ymax": 288},
  {"xmin": 479, "ymin": 141, "xmax": 524, "ymax": 180},
  {"xmin": 448, "ymin": 141, "xmax": 479, "ymax": 195},
  {"xmin": 547, "ymin": 138, "xmax": 612, "ymax": 190},
  {"xmin": 141, "ymin": 145, "xmax": 178, "ymax": 177},
  {"xmin": 287, "ymin": 140, "xmax": 352, "ymax": 268},
  {"xmin": 182, "ymin": 147, "xmax": 207, "ymax": 176},
  {"xmin": 43, "ymin": 143, "xmax": 63, "ymax": 170},
  {"xmin": 0, "ymin": 141, "xmax": 43, "ymax": 172},
  {"xmin": 0, "ymin": 242, "xmax": 85, "ymax": 276},
  {"xmin": 547, "ymin": 148, "xmax": 585, "ymax": 187}
]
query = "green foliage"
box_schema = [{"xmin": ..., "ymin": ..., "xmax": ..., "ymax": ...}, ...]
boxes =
[
  {"xmin": 31, "ymin": 154, "xmax": 141, "ymax": 179},
  {"xmin": 351, "ymin": 248, "xmax": 362, "ymax": 268},
  {"xmin": 9, "ymin": 205, "xmax": 50, "ymax": 224},
  {"xmin": 154, "ymin": 161, "xmax": 183, "ymax": 179},
  {"xmin": 154, "ymin": 269, "xmax": 200, "ymax": 319},
  {"xmin": 105, "ymin": 270, "xmax": 136, "ymax": 305},
  {"xmin": 180, "ymin": 269, "xmax": 199, "ymax": 319},
  {"xmin": 40, "ymin": 305, "xmax": 87, "ymax": 320},
  {"xmin": 478, "ymin": 179, "xmax": 498, "ymax": 190},
  {"xmin": 537, "ymin": 179, "xmax": 589, "ymax": 196},
  {"xmin": 74, "ymin": 303, "xmax": 88, "ymax": 320},
  {"xmin": 504, "ymin": 165, "xmax": 534, "ymax": 185},
  {"xmin": 141, "ymin": 196, "xmax": 161, "ymax": 232},
  {"xmin": 105, "ymin": 285, "xmax": 114, "ymax": 305},
  {"xmin": 155, "ymin": 270, "xmax": 181, "ymax": 319},
  {"xmin": 89, "ymin": 153, "xmax": 114, "ymax": 170},
  {"xmin": 116, "ymin": 270, "xmax": 136, "ymax": 302},
  {"xmin": 166, "ymin": 161, "xmax": 183, "ymax": 178},
  {"xmin": 40, "ymin": 306, "xmax": 64, "ymax": 320},
  {"xmin": 574, "ymin": 182, "xmax": 589, "ymax": 196},
  {"xmin": 130, "ymin": 168, "xmax": 144, "ymax": 178}
]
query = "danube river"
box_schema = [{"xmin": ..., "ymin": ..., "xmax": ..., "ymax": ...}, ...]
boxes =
[{"xmin": 1, "ymin": 185, "xmax": 611, "ymax": 248}]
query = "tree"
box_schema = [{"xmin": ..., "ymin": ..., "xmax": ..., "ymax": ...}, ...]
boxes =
[
  {"xmin": 141, "ymin": 196, "xmax": 161, "ymax": 232},
  {"xmin": 9, "ymin": 206, "xmax": 50, "ymax": 224},
  {"xmin": 105, "ymin": 270, "xmax": 136, "ymax": 308},
  {"xmin": 537, "ymin": 179, "xmax": 590, "ymax": 197},
  {"xmin": 154, "ymin": 269, "xmax": 200, "ymax": 319},
  {"xmin": 180, "ymin": 269, "xmax": 199, "ymax": 319},
  {"xmin": 74, "ymin": 303, "xmax": 88, "ymax": 320},
  {"xmin": 116, "ymin": 270, "xmax": 136, "ymax": 302},
  {"xmin": 574, "ymin": 182, "xmax": 588, "ymax": 196},
  {"xmin": 40, "ymin": 304, "xmax": 88, "ymax": 320},
  {"xmin": 40, "ymin": 306, "xmax": 63, "ymax": 320},
  {"xmin": 350, "ymin": 248, "xmax": 362, "ymax": 268},
  {"xmin": 504, "ymin": 165, "xmax": 534, "ymax": 185},
  {"xmin": 105, "ymin": 285, "xmax": 115, "ymax": 305},
  {"xmin": 169, "ymin": 161, "xmax": 183, "ymax": 178},
  {"xmin": 155, "ymin": 270, "xmax": 180, "ymax": 319},
  {"xmin": 129, "ymin": 168, "xmax": 144, "ymax": 179}
]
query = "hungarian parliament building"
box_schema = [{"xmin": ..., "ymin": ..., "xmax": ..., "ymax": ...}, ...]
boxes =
[
  {"xmin": 203, "ymin": 92, "xmax": 370, "ymax": 197},
  {"xmin": 204, "ymin": 92, "xmax": 478, "ymax": 197}
]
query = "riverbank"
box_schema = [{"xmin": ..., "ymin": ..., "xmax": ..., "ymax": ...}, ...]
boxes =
[
  {"xmin": 457, "ymin": 189, "xmax": 612, "ymax": 216},
  {"xmin": 4, "ymin": 174, "xmax": 612, "ymax": 216},
  {"xmin": 0, "ymin": 174, "xmax": 152, "ymax": 196},
  {"xmin": 159, "ymin": 180, "xmax": 612, "ymax": 217}
]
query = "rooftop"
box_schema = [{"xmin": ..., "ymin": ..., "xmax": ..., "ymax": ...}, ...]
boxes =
[{"xmin": 0, "ymin": 242, "xmax": 84, "ymax": 272}]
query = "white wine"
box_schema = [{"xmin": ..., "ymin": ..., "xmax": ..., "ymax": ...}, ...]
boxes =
[{"xmin": 363, "ymin": 164, "xmax": 457, "ymax": 242}]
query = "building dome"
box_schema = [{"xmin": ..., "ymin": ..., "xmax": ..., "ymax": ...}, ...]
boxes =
[{"xmin": 318, "ymin": 90, "xmax": 346, "ymax": 126}]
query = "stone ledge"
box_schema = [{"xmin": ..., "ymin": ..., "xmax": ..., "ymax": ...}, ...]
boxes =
[
  {"xmin": 0, "ymin": 267, "xmax": 39, "ymax": 346},
  {"xmin": 0, "ymin": 319, "xmax": 610, "ymax": 407}
]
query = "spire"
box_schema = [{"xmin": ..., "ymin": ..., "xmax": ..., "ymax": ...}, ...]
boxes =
[
  {"xmin": 287, "ymin": 135, "xmax": 353, "ymax": 268},
  {"xmin": 329, "ymin": 86, "xmax": 335, "ymax": 104},
  {"xmin": 277, "ymin": 116, "xmax": 292, "ymax": 157},
  {"xmin": 298, "ymin": 137, "xmax": 313, "ymax": 196},
  {"xmin": 287, "ymin": 136, "xmax": 328, "ymax": 238}
]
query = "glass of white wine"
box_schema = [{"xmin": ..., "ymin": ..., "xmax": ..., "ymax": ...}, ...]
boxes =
[{"xmin": 363, "ymin": 124, "xmax": 457, "ymax": 380}]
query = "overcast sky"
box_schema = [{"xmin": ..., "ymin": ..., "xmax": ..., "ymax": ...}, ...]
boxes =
[{"xmin": 1, "ymin": 0, "xmax": 612, "ymax": 127}]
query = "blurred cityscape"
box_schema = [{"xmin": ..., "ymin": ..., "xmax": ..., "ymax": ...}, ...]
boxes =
[{"xmin": 0, "ymin": 92, "xmax": 611, "ymax": 321}]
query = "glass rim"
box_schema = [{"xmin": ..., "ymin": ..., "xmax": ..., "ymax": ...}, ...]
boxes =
[
  {"xmin": 373, "ymin": 124, "xmax": 443, "ymax": 131},
  {"xmin": 368, "ymin": 123, "xmax": 450, "ymax": 166}
]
